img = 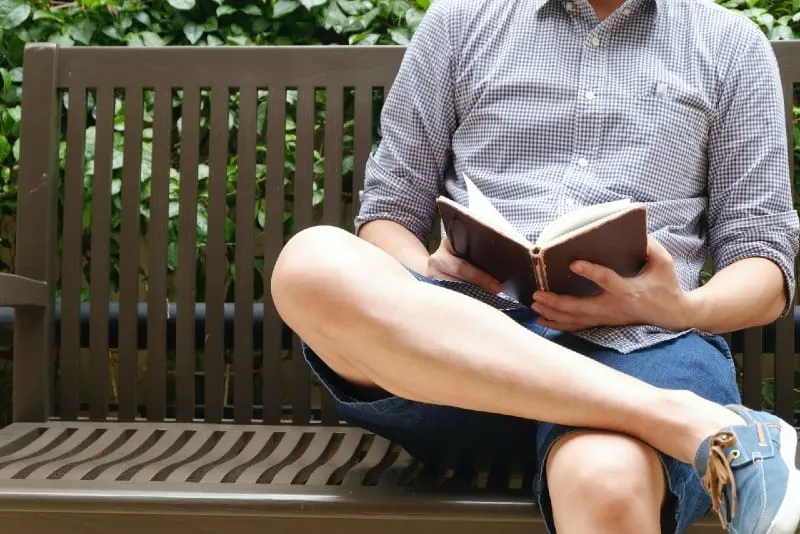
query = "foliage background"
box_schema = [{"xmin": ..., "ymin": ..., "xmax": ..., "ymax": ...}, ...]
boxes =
[{"xmin": 0, "ymin": 0, "xmax": 797, "ymax": 424}]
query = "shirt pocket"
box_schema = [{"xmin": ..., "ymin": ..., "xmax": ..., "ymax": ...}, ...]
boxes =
[
  {"xmin": 633, "ymin": 79, "xmax": 711, "ymax": 155},
  {"xmin": 609, "ymin": 78, "xmax": 711, "ymax": 202}
]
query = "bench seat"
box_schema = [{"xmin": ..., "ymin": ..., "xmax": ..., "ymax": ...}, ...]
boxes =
[{"xmin": 0, "ymin": 421, "xmax": 753, "ymax": 532}]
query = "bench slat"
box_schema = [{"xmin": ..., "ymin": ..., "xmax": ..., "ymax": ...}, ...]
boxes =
[
  {"xmin": 176, "ymin": 87, "xmax": 202, "ymax": 423},
  {"xmin": 353, "ymin": 84, "xmax": 374, "ymax": 217},
  {"xmin": 263, "ymin": 86, "xmax": 288, "ymax": 425},
  {"xmin": 775, "ymin": 309, "xmax": 796, "ymax": 423},
  {"xmin": 118, "ymin": 86, "xmax": 145, "ymax": 422},
  {"xmin": 203, "ymin": 86, "xmax": 231, "ymax": 424},
  {"xmin": 320, "ymin": 85, "xmax": 346, "ymax": 425},
  {"xmin": 741, "ymin": 327, "xmax": 763, "ymax": 409},
  {"xmin": 88, "ymin": 86, "xmax": 115, "ymax": 421},
  {"xmin": 234, "ymin": 85, "xmax": 258, "ymax": 424},
  {"xmin": 291, "ymin": 85, "xmax": 317, "ymax": 425},
  {"xmin": 59, "ymin": 85, "xmax": 88, "ymax": 421},
  {"xmin": 145, "ymin": 86, "xmax": 173, "ymax": 422}
]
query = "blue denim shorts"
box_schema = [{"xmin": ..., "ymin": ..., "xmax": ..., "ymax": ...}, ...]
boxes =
[{"xmin": 301, "ymin": 270, "xmax": 741, "ymax": 534}]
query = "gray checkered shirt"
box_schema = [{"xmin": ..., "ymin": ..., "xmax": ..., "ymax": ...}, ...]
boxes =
[{"xmin": 355, "ymin": 0, "xmax": 800, "ymax": 353}]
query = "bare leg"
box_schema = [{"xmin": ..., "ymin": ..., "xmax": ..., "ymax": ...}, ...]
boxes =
[
  {"xmin": 271, "ymin": 226, "xmax": 743, "ymax": 464},
  {"xmin": 547, "ymin": 431, "xmax": 665, "ymax": 534}
]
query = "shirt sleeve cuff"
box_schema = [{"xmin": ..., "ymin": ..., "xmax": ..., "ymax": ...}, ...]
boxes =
[{"xmin": 710, "ymin": 211, "xmax": 799, "ymax": 317}]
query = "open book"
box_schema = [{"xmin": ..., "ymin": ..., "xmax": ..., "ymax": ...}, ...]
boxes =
[{"xmin": 436, "ymin": 174, "xmax": 648, "ymax": 306}]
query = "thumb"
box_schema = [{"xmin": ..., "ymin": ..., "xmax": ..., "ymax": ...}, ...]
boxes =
[{"xmin": 646, "ymin": 235, "xmax": 675, "ymax": 267}]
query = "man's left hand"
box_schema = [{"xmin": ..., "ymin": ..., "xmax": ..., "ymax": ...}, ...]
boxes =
[{"xmin": 531, "ymin": 236, "xmax": 700, "ymax": 332}]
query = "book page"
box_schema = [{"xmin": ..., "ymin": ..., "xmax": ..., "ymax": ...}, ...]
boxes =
[
  {"xmin": 536, "ymin": 199, "xmax": 635, "ymax": 246},
  {"xmin": 463, "ymin": 173, "xmax": 530, "ymax": 245}
]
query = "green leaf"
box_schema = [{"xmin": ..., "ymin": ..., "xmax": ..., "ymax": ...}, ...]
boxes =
[
  {"xmin": 416, "ymin": 0, "xmax": 430, "ymax": 7},
  {"xmin": 227, "ymin": 35, "xmax": 251, "ymax": 45},
  {"xmin": 12, "ymin": 138, "xmax": 19, "ymax": 160},
  {"xmin": 405, "ymin": 7, "xmax": 425, "ymax": 28},
  {"xmin": 770, "ymin": 24, "xmax": 794, "ymax": 39},
  {"xmin": 183, "ymin": 22, "xmax": 204, "ymax": 44},
  {"xmin": 216, "ymin": 5, "xmax": 236, "ymax": 16},
  {"xmin": 0, "ymin": 135, "xmax": 10, "ymax": 161},
  {"xmin": 6, "ymin": 106, "xmax": 20, "ymax": 124},
  {"xmin": 241, "ymin": 4, "xmax": 262, "ymax": 15},
  {"xmin": 0, "ymin": 0, "xmax": 32, "ymax": 30},
  {"xmin": 206, "ymin": 34, "xmax": 224, "ymax": 46},
  {"xmin": 141, "ymin": 31, "xmax": 166, "ymax": 46},
  {"xmin": 102, "ymin": 26, "xmax": 123, "ymax": 41},
  {"xmin": 204, "ymin": 17, "xmax": 218, "ymax": 31},
  {"xmin": 167, "ymin": 0, "xmax": 196, "ymax": 10},
  {"xmin": 388, "ymin": 27, "xmax": 411, "ymax": 45},
  {"xmin": 67, "ymin": 19, "xmax": 96, "ymax": 45},
  {"xmin": 299, "ymin": 0, "xmax": 327, "ymax": 10},
  {"xmin": 273, "ymin": 0, "xmax": 300, "ymax": 17},
  {"xmin": 48, "ymin": 32, "xmax": 75, "ymax": 46}
]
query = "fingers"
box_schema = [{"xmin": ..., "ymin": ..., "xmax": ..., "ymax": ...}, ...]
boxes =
[
  {"xmin": 533, "ymin": 291, "xmax": 604, "ymax": 316},
  {"xmin": 645, "ymin": 235, "xmax": 674, "ymax": 267},
  {"xmin": 428, "ymin": 240, "xmax": 503, "ymax": 293},
  {"xmin": 451, "ymin": 258, "xmax": 503, "ymax": 293},
  {"xmin": 570, "ymin": 260, "xmax": 624, "ymax": 293}
]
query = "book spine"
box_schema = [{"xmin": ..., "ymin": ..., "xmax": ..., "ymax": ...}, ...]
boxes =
[{"xmin": 531, "ymin": 248, "xmax": 549, "ymax": 292}]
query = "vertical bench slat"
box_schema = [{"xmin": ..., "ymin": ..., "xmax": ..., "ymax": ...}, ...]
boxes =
[
  {"xmin": 145, "ymin": 86, "xmax": 173, "ymax": 422},
  {"xmin": 742, "ymin": 327, "xmax": 763, "ymax": 409},
  {"xmin": 775, "ymin": 71, "xmax": 797, "ymax": 425},
  {"xmin": 774, "ymin": 310, "xmax": 795, "ymax": 423},
  {"xmin": 59, "ymin": 85, "xmax": 88, "ymax": 420},
  {"xmin": 176, "ymin": 87, "xmax": 201, "ymax": 422},
  {"xmin": 234, "ymin": 85, "xmax": 257, "ymax": 424},
  {"xmin": 319, "ymin": 85, "xmax": 345, "ymax": 425},
  {"xmin": 203, "ymin": 86, "xmax": 229, "ymax": 423},
  {"xmin": 262, "ymin": 86, "xmax": 287, "ymax": 425},
  {"xmin": 352, "ymin": 85, "xmax": 373, "ymax": 217},
  {"xmin": 291, "ymin": 84, "xmax": 315, "ymax": 424},
  {"xmin": 117, "ymin": 86, "xmax": 144, "ymax": 421},
  {"xmin": 88, "ymin": 86, "xmax": 115, "ymax": 421}
]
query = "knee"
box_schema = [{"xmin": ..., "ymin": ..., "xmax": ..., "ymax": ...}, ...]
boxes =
[
  {"xmin": 271, "ymin": 225, "xmax": 356, "ymax": 313},
  {"xmin": 546, "ymin": 431, "xmax": 664, "ymax": 528}
]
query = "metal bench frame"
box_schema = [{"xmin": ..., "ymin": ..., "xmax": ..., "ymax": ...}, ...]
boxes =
[{"xmin": 0, "ymin": 41, "xmax": 798, "ymax": 533}]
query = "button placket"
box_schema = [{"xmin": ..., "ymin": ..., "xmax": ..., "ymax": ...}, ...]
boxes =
[{"xmin": 563, "ymin": 28, "xmax": 607, "ymax": 213}]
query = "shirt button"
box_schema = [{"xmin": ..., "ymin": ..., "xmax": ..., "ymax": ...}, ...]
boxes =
[
  {"xmin": 564, "ymin": 1, "xmax": 574, "ymax": 10},
  {"xmin": 621, "ymin": 7, "xmax": 631, "ymax": 15},
  {"xmin": 584, "ymin": 91, "xmax": 595, "ymax": 100},
  {"xmin": 589, "ymin": 37, "xmax": 600, "ymax": 47},
  {"xmin": 577, "ymin": 157, "xmax": 589, "ymax": 168}
]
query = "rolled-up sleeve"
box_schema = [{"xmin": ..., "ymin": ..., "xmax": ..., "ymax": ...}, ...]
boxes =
[
  {"xmin": 706, "ymin": 27, "xmax": 800, "ymax": 316},
  {"xmin": 354, "ymin": 0, "xmax": 457, "ymax": 244}
]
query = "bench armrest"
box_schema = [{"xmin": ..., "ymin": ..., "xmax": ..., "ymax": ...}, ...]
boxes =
[{"xmin": 0, "ymin": 273, "xmax": 48, "ymax": 308}]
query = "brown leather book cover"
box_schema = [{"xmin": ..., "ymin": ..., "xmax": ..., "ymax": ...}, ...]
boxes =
[{"xmin": 437, "ymin": 197, "xmax": 648, "ymax": 307}]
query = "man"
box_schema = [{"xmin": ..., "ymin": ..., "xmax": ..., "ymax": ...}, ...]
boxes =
[{"xmin": 270, "ymin": 0, "xmax": 800, "ymax": 531}]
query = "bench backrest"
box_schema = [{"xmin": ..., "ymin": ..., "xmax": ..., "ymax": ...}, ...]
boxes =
[{"xmin": 13, "ymin": 41, "xmax": 800, "ymax": 425}]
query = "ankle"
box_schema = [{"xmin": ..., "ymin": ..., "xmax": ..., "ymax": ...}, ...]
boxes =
[{"xmin": 646, "ymin": 390, "xmax": 745, "ymax": 464}]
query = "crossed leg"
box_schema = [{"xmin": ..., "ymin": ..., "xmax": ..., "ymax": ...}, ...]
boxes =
[{"xmin": 271, "ymin": 225, "xmax": 738, "ymax": 530}]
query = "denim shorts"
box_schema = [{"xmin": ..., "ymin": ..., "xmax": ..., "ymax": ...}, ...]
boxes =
[{"xmin": 301, "ymin": 270, "xmax": 742, "ymax": 534}]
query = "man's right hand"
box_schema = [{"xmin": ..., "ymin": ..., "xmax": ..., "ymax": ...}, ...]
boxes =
[{"xmin": 425, "ymin": 237, "xmax": 503, "ymax": 294}]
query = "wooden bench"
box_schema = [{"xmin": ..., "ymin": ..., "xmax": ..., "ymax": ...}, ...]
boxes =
[{"xmin": 0, "ymin": 40, "xmax": 798, "ymax": 533}]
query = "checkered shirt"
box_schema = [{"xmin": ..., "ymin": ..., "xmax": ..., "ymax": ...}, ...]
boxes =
[{"xmin": 355, "ymin": 0, "xmax": 800, "ymax": 353}]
